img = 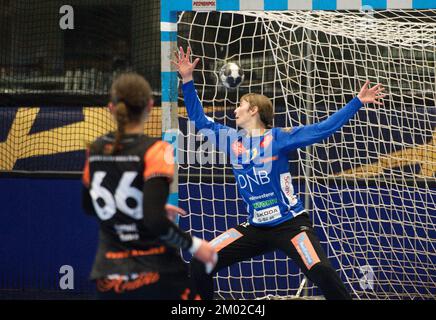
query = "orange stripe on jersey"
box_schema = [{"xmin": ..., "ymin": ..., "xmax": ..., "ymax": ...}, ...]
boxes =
[
  {"xmin": 143, "ymin": 141, "xmax": 175, "ymax": 182},
  {"xmin": 209, "ymin": 228, "xmax": 243, "ymax": 252},
  {"xmin": 82, "ymin": 148, "xmax": 90, "ymax": 187},
  {"xmin": 291, "ymin": 232, "xmax": 321, "ymax": 271}
]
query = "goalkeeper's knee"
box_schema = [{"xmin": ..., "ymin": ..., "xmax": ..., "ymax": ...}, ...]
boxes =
[{"xmin": 308, "ymin": 263, "xmax": 352, "ymax": 300}]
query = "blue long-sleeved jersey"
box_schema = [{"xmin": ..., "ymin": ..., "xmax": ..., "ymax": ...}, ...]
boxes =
[{"xmin": 182, "ymin": 80, "xmax": 363, "ymax": 227}]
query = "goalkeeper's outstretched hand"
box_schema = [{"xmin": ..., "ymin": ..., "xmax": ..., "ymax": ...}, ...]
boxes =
[
  {"xmin": 171, "ymin": 46, "xmax": 200, "ymax": 84},
  {"xmin": 357, "ymin": 80, "xmax": 386, "ymax": 105}
]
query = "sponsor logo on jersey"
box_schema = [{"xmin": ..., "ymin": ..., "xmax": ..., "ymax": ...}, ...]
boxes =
[
  {"xmin": 280, "ymin": 172, "xmax": 298, "ymax": 206},
  {"xmin": 115, "ymin": 223, "xmax": 140, "ymax": 242},
  {"xmin": 237, "ymin": 167, "xmax": 271, "ymax": 193},
  {"xmin": 249, "ymin": 192, "xmax": 275, "ymax": 201},
  {"xmin": 252, "ymin": 198, "xmax": 278, "ymax": 209},
  {"xmin": 96, "ymin": 272, "xmax": 160, "ymax": 293},
  {"xmin": 253, "ymin": 205, "xmax": 281, "ymax": 224},
  {"xmin": 105, "ymin": 246, "xmax": 166, "ymax": 259}
]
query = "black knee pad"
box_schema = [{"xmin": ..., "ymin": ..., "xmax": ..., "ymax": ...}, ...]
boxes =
[
  {"xmin": 311, "ymin": 262, "xmax": 334, "ymax": 273},
  {"xmin": 307, "ymin": 262, "xmax": 341, "ymax": 284},
  {"xmin": 308, "ymin": 263, "xmax": 352, "ymax": 300}
]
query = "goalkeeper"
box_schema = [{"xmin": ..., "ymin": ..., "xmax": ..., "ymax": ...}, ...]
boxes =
[{"xmin": 173, "ymin": 47, "xmax": 385, "ymax": 300}]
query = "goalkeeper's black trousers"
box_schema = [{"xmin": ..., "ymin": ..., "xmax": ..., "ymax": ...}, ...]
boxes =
[{"xmin": 190, "ymin": 213, "xmax": 352, "ymax": 300}]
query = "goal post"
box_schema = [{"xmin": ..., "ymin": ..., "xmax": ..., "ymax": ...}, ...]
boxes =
[{"xmin": 161, "ymin": 0, "xmax": 436, "ymax": 300}]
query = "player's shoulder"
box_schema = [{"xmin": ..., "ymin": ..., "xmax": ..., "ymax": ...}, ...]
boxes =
[
  {"xmin": 88, "ymin": 133, "xmax": 163, "ymax": 155},
  {"xmin": 87, "ymin": 132, "xmax": 115, "ymax": 154},
  {"xmin": 123, "ymin": 135, "xmax": 167, "ymax": 158},
  {"xmin": 95, "ymin": 132, "xmax": 115, "ymax": 144},
  {"xmin": 141, "ymin": 136, "xmax": 169, "ymax": 151},
  {"xmin": 144, "ymin": 139, "xmax": 173, "ymax": 157},
  {"xmin": 271, "ymin": 127, "xmax": 293, "ymax": 136},
  {"xmin": 143, "ymin": 139, "xmax": 175, "ymax": 180}
]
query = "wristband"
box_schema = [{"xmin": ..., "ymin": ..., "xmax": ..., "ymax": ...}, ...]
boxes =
[{"xmin": 188, "ymin": 236, "xmax": 202, "ymax": 255}]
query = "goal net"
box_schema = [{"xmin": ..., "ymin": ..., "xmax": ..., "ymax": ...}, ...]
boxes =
[{"xmin": 176, "ymin": 9, "xmax": 435, "ymax": 300}]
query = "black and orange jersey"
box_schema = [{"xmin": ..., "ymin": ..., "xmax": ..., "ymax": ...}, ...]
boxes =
[{"xmin": 82, "ymin": 132, "xmax": 191, "ymax": 279}]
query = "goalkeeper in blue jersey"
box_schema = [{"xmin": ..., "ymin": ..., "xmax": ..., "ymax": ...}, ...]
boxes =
[{"xmin": 173, "ymin": 47, "xmax": 385, "ymax": 300}]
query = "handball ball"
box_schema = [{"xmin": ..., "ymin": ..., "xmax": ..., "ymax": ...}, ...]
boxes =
[{"xmin": 219, "ymin": 62, "xmax": 244, "ymax": 89}]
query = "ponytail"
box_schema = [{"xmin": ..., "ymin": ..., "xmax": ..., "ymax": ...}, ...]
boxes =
[{"xmin": 108, "ymin": 102, "xmax": 129, "ymax": 155}]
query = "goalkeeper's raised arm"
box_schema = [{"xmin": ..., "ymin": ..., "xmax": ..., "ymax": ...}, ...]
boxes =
[
  {"xmin": 172, "ymin": 47, "xmax": 236, "ymax": 153},
  {"xmin": 277, "ymin": 80, "xmax": 386, "ymax": 153}
]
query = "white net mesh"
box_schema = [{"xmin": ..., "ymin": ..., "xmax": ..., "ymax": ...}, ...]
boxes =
[{"xmin": 176, "ymin": 10, "xmax": 436, "ymax": 300}]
